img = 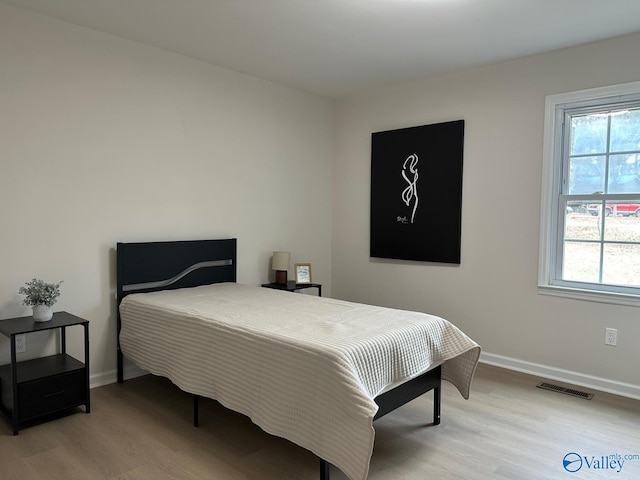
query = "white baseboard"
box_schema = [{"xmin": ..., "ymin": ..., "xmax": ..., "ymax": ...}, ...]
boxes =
[
  {"xmin": 90, "ymin": 365, "xmax": 147, "ymax": 389},
  {"xmin": 480, "ymin": 351, "xmax": 640, "ymax": 401}
]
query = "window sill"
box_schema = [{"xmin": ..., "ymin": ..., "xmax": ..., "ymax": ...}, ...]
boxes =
[{"xmin": 538, "ymin": 284, "xmax": 640, "ymax": 307}]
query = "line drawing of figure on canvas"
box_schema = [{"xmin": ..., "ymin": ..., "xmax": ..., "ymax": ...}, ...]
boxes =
[{"xmin": 401, "ymin": 153, "xmax": 419, "ymax": 223}]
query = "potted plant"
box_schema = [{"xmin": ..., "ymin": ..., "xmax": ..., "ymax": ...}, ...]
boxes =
[{"xmin": 18, "ymin": 278, "xmax": 63, "ymax": 322}]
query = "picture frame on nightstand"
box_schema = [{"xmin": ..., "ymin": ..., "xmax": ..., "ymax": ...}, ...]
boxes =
[{"xmin": 294, "ymin": 263, "xmax": 312, "ymax": 284}]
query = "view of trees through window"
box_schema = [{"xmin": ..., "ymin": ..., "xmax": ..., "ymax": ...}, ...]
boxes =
[{"xmin": 561, "ymin": 107, "xmax": 640, "ymax": 290}]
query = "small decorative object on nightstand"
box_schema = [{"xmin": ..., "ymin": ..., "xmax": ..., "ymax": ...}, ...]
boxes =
[
  {"xmin": 18, "ymin": 278, "xmax": 63, "ymax": 322},
  {"xmin": 271, "ymin": 251, "xmax": 290, "ymax": 285},
  {"xmin": 0, "ymin": 311, "xmax": 90, "ymax": 435},
  {"xmin": 294, "ymin": 263, "xmax": 312, "ymax": 284}
]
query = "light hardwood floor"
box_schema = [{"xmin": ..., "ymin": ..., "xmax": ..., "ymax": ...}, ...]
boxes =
[{"xmin": 1, "ymin": 363, "xmax": 639, "ymax": 480}]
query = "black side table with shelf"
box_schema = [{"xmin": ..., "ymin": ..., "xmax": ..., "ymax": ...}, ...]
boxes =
[
  {"xmin": 262, "ymin": 281, "xmax": 322, "ymax": 297},
  {"xmin": 0, "ymin": 311, "xmax": 90, "ymax": 435}
]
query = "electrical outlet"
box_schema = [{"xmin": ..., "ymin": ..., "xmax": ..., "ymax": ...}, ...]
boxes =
[
  {"xmin": 605, "ymin": 328, "xmax": 617, "ymax": 346},
  {"xmin": 15, "ymin": 334, "xmax": 27, "ymax": 353}
]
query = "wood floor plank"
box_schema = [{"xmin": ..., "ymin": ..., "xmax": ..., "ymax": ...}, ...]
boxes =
[{"xmin": 1, "ymin": 363, "xmax": 638, "ymax": 479}]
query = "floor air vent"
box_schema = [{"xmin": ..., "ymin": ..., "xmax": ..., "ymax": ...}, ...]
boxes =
[{"xmin": 536, "ymin": 382, "xmax": 594, "ymax": 400}]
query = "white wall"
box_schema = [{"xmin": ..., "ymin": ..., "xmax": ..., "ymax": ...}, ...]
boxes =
[
  {"xmin": 333, "ymin": 33, "xmax": 640, "ymax": 396},
  {"xmin": 0, "ymin": 4, "xmax": 334, "ymax": 383}
]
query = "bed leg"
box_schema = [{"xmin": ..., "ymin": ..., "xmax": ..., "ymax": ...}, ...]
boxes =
[
  {"xmin": 433, "ymin": 385, "xmax": 441, "ymax": 425},
  {"xmin": 193, "ymin": 395, "xmax": 199, "ymax": 427},
  {"xmin": 320, "ymin": 459, "xmax": 330, "ymax": 480},
  {"xmin": 117, "ymin": 348, "xmax": 124, "ymax": 384}
]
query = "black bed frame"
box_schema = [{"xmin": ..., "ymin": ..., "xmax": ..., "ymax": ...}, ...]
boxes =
[{"xmin": 116, "ymin": 238, "xmax": 441, "ymax": 480}]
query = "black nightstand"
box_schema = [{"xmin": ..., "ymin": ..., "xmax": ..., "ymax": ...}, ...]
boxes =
[
  {"xmin": 262, "ymin": 281, "xmax": 322, "ymax": 297},
  {"xmin": 0, "ymin": 311, "xmax": 90, "ymax": 435}
]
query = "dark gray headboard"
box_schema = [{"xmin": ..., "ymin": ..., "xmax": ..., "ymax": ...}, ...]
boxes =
[{"xmin": 116, "ymin": 238, "xmax": 237, "ymax": 382}]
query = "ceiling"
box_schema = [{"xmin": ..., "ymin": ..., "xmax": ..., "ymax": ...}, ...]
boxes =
[{"xmin": 4, "ymin": 0, "xmax": 640, "ymax": 98}]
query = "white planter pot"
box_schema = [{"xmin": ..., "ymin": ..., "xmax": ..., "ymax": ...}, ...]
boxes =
[{"xmin": 33, "ymin": 304, "xmax": 53, "ymax": 322}]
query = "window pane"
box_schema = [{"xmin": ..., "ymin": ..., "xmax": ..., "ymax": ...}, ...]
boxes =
[
  {"xmin": 610, "ymin": 109, "xmax": 640, "ymax": 152},
  {"xmin": 564, "ymin": 204, "xmax": 602, "ymax": 241},
  {"xmin": 603, "ymin": 209, "xmax": 640, "ymax": 241},
  {"xmin": 562, "ymin": 241, "xmax": 600, "ymax": 283},
  {"xmin": 602, "ymin": 243, "xmax": 640, "ymax": 287},
  {"xmin": 570, "ymin": 114, "xmax": 607, "ymax": 155},
  {"xmin": 567, "ymin": 156, "xmax": 605, "ymax": 194},
  {"xmin": 608, "ymin": 154, "xmax": 640, "ymax": 193}
]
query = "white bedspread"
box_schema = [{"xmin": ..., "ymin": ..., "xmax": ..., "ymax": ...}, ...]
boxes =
[{"xmin": 119, "ymin": 283, "xmax": 480, "ymax": 480}]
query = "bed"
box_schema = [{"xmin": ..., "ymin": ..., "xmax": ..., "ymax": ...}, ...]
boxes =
[{"xmin": 116, "ymin": 238, "xmax": 480, "ymax": 480}]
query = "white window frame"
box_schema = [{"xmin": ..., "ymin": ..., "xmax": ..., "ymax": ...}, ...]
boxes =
[{"xmin": 539, "ymin": 81, "xmax": 640, "ymax": 306}]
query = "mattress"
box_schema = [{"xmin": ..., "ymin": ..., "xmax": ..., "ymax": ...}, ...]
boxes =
[{"xmin": 119, "ymin": 283, "xmax": 480, "ymax": 480}]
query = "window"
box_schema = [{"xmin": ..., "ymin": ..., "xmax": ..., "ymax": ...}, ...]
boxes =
[{"xmin": 540, "ymin": 82, "xmax": 640, "ymax": 304}]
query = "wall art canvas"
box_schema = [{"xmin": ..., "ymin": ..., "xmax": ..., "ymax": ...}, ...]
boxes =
[{"xmin": 370, "ymin": 120, "xmax": 464, "ymax": 263}]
